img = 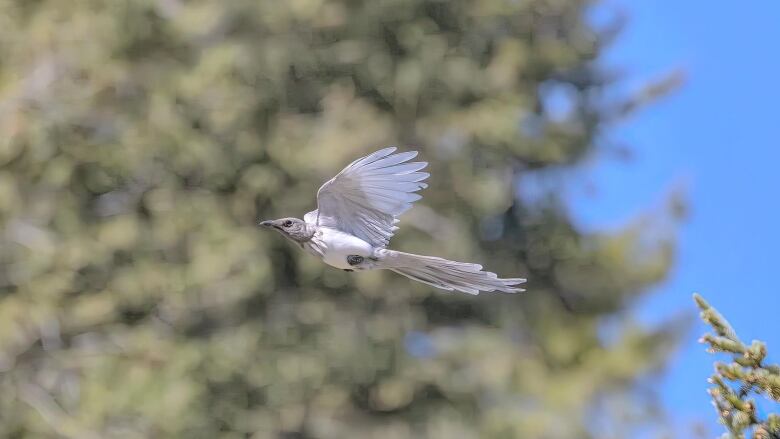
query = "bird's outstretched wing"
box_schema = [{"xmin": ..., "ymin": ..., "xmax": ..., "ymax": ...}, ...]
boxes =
[{"xmin": 304, "ymin": 147, "xmax": 429, "ymax": 248}]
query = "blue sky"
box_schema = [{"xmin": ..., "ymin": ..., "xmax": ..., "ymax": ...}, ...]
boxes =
[{"xmin": 569, "ymin": 1, "xmax": 780, "ymax": 434}]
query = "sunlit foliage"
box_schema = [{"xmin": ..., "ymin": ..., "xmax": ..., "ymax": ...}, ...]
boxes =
[{"xmin": 0, "ymin": 1, "xmax": 681, "ymax": 437}]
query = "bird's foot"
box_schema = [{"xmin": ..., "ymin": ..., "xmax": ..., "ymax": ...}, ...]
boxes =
[{"xmin": 347, "ymin": 255, "xmax": 364, "ymax": 266}]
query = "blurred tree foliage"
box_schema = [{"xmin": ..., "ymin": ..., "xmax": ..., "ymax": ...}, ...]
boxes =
[{"xmin": 0, "ymin": 0, "xmax": 684, "ymax": 438}]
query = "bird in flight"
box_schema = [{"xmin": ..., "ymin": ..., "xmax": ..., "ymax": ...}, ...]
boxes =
[{"xmin": 260, "ymin": 147, "xmax": 526, "ymax": 294}]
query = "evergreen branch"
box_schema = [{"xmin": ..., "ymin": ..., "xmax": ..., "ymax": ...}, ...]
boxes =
[{"xmin": 695, "ymin": 293, "xmax": 780, "ymax": 439}]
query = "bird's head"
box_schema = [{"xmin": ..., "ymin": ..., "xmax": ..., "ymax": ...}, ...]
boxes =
[{"xmin": 259, "ymin": 217, "xmax": 314, "ymax": 243}]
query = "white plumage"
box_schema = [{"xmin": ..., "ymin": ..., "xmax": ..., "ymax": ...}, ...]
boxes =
[
  {"xmin": 304, "ymin": 147, "xmax": 429, "ymax": 248},
  {"xmin": 264, "ymin": 147, "xmax": 526, "ymax": 295},
  {"xmin": 315, "ymin": 228, "xmax": 373, "ymax": 270}
]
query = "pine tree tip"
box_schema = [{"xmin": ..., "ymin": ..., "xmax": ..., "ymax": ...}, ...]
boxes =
[{"xmin": 693, "ymin": 293, "xmax": 709, "ymax": 310}]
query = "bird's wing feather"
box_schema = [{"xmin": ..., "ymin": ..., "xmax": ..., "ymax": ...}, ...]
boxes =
[{"xmin": 306, "ymin": 147, "xmax": 429, "ymax": 248}]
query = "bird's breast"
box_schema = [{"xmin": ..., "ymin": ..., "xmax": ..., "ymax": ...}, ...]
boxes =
[{"xmin": 318, "ymin": 228, "xmax": 373, "ymax": 270}]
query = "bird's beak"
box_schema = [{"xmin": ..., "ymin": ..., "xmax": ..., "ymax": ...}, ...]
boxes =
[{"xmin": 259, "ymin": 220, "xmax": 273, "ymax": 228}]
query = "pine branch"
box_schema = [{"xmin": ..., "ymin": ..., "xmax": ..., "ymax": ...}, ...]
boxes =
[{"xmin": 695, "ymin": 293, "xmax": 780, "ymax": 439}]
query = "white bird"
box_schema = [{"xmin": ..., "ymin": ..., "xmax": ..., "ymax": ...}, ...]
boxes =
[{"xmin": 260, "ymin": 147, "xmax": 526, "ymax": 294}]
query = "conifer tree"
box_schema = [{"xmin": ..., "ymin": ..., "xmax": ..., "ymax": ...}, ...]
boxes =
[
  {"xmin": 695, "ymin": 294, "xmax": 780, "ymax": 439},
  {"xmin": 0, "ymin": 1, "xmax": 681, "ymax": 437}
]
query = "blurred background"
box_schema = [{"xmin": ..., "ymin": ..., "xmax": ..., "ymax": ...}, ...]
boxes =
[{"xmin": 0, "ymin": 0, "xmax": 776, "ymax": 438}]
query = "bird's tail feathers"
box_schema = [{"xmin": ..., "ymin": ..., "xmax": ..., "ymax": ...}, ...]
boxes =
[{"xmin": 379, "ymin": 250, "xmax": 525, "ymax": 295}]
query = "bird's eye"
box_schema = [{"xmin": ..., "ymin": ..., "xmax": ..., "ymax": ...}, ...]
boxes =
[{"xmin": 283, "ymin": 220, "xmax": 293, "ymax": 228}]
